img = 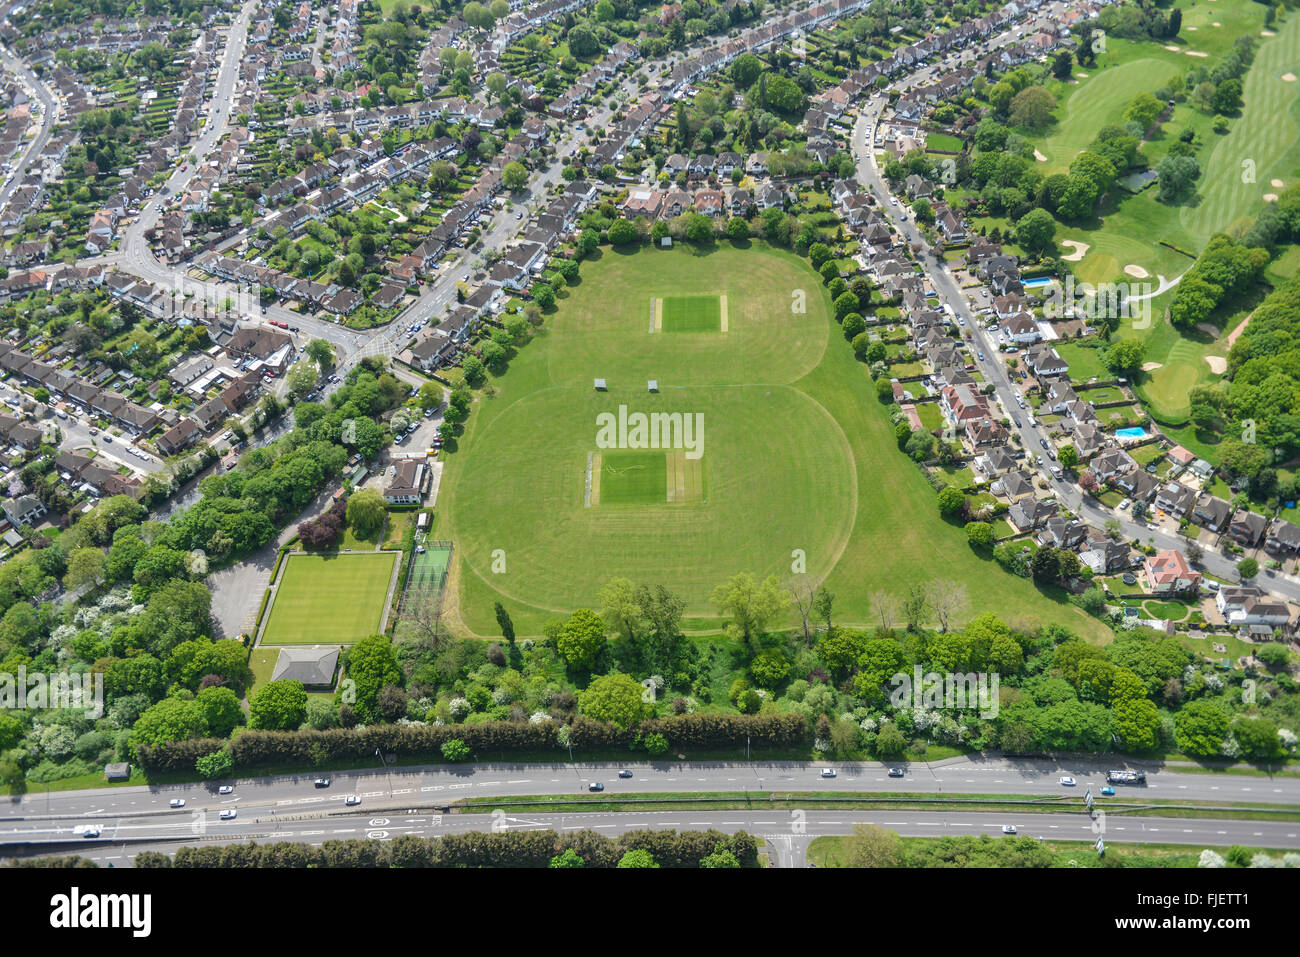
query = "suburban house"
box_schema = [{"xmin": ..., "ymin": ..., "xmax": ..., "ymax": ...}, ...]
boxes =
[{"xmin": 1144, "ymin": 549, "xmax": 1201, "ymax": 595}]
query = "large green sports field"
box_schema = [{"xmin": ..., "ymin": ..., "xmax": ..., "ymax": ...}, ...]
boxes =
[
  {"xmin": 435, "ymin": 243, "xmax": 1107, "ymax": 640},
  {"xmin": 262, "ymin": 552, "xmax": 396, "ymax": 645}
]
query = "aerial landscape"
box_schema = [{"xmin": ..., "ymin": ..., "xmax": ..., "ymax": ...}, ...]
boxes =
[{"xmin": 0, "ymin": 0, "xmax": 1295, "ymax": 902}]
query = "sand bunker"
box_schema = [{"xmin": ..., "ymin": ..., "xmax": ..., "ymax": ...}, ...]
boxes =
[
  {"xmin": 1205, "ymin": 356, "xmax": 1227, "ymax": 375},
  {"xmin": 1124, "ymin": 264, "xmax": 1150, "ymax": 279},
  {"xmin": 1264, "ymin": 193, "xmax": 1279, "ymax": 202},
  {"xmin": 1185, "ymin": 50, "xmax": 1209, "ymax": 57},
  {"xmin": 1283, "ymin": 73, "xmax": 1298, "ymax": 82},
  {"xmin": 1059, "ymin": 239, "xmax": 1090, "ymax": 261},
  {"xmin": 1033, "ymin": 149, "xmax": 1047, "ymax": 162},
  {"xmin": 1141, "ymin": 362, "xmax": 1163, "ymax": 372}
]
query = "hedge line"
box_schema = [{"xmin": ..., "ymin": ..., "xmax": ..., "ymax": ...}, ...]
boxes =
[
  {"xmin": 134, "ymin": 712, "xmax": 809, "ymax": 773},
  {"xmin": 132, "ymin": 828, "xmax": 761, "ymax": 868}
]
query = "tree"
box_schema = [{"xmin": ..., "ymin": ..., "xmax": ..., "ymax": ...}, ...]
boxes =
[
  {"xmin": 578, "ymin": 672, "xmax": 652, "ymax": 729},
  {"xmin": 1009, "ymin": 86, "xmax": 1055, "ymax": 129},
  {"xmin": 305, "ymin": 338, "xmax": 334, "ymax": 373},
  {"xmin": 1015, "ymin": 207, "xmax": 1056, "ymax": 253},
  {"xmin": 64, "ymin": 547, "xmax": 106, "ymax": 591},
  {"xmin": 494, "ymin": 602, "xmax": 516, "ymax": 644},
  {"xmin": 711, "ymin": 573, "xmax": 789, "ymax": 648},
  {"xmin": 249, "ymin": 680, "xmax": 308, "ymax": 730},
  {"xmin": 965, "ymin": 521, "xmax": 994, "ymax": 547},
  {"xmin": 502, "ymin": 161, "xmax": 528, "ymax": 191},
  {"xmin": 937, "ymin": 486, "xmax": 966, "ymax": 516},
  {"xmin": 844, "ymin": 823, "xmax": 901, "ymax": 867},
  {"xmin": 608, "ymin": 219, "xmax": 638, "ymax": 245},
  {"xmin": 195, "ymin": 750, "xmax": 234, "ymax": 779},
  {"xmin": 557, "ymin": 608, "xmax": 606, "ymax": 670},
  {"xmin": 617, "ymin": 849, "xmax": 659, "ymax": 868},
  {"xmin": 417, "ymin": 381, "xmax": 444, "ymax": 413},
  {"xmin": 286, "ymin": 360, "xmax": 318, "ymax": 398},
  {"xmin": 1105, "ymin": 338, "xmax": 1146, "ymax": 374},
  {"xmin": 1237, "ymin": 557, "xmax": 1258, "ymax": 581},
  {"xmin": 346, "ymin": 489, "xmax": 387, "ymax": 538}
]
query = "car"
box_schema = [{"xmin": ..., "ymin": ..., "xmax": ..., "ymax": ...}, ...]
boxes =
[
  {"xmin": 1060, "ymin": 776, "xmax": 1076, "ymax": 787},
  {"xmin": 1100, "ymin": 786, "xmax": 1115, "ymax": 796},
  {"xmin": 345, "ymin": 795, "xmax": 361, "ymax": 806},
  {"xmin": 1001, "ymin": 825, "xmax": 1017, "ymax": 834},
  {"xmin": 218, "ymin": 785, "xmax": 234, "ymax": 795},
  {"xmin": 588, "ymin": 782, "xmax": 604, "ymax": 792},
  {"xmin": 820, "ymin": 768, "xmax": 836, "ymax": 778},
  {"xmin": 169, "ymin": 798, "xmax": 185, "ymax": 808},
  {"xmin": 219, "ymin": 809, "xmax": 237, "ymax": 820},
  {"xmin": 887, "ymin": 767, "xmax": 905, "ymax": 778},
  {"xmin": 618, "ymin": 770, "xmax": 633, "ymax": 778},
  {"xmin": 314, "ymin": 777, "xmax": 331, "ymax": 788}
]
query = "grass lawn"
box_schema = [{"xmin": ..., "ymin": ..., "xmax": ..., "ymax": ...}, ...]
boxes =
[
  {"xmin": 262, "ymin": 552, "xmax": 396, "ymax": 645},
  {"xmin": 660, "ymin": 294, "xmax": 722, "ymax": 332},
  {"xmin": 1055, "ymin": 341, "xmax": 1109, "ymax": 382},
  {"xmin": 436, "ymin": 242, "xmax": 1107, "ymax": 640}
]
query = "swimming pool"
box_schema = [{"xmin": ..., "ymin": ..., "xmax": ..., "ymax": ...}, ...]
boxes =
[{"xmin": 1116, "ymin": 427, "xmax": 1146, "ymax": 439}]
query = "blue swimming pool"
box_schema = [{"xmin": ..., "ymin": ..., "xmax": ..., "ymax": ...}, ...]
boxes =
[{"xmin": 1116, "ymin": 427, "xmax": 1146, "ymax": 439}]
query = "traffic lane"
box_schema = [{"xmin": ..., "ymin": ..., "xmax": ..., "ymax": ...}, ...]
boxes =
[
  {"xmin": 10, "ymin": 760, "xmax": 1300, "ymax": 821},
  {"xmin": 21, "ymin": 810, "xmax": 1300, "ymax": 867}
]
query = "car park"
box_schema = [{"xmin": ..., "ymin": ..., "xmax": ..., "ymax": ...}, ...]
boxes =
[{"xmin": 219, "ymin": 809, "xmax": 237, "ymax": 820}]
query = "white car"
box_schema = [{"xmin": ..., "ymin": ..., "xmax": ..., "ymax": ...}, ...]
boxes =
[
  {"xmin": 219, "ymin": 808, "xmax": 237, "ymax": 820},
  {"xmin": 1060, "ymin": 776, "xmax": 1076, "ymax": 787},
  {"xmin": 169, "ymin": 798, "xmax": 185, "ymax": 808}
]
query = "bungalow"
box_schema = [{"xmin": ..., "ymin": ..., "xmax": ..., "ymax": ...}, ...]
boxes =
[{"xmin": 1144, "ymin": 549, "xmax": 1200, "ymax": 595}]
